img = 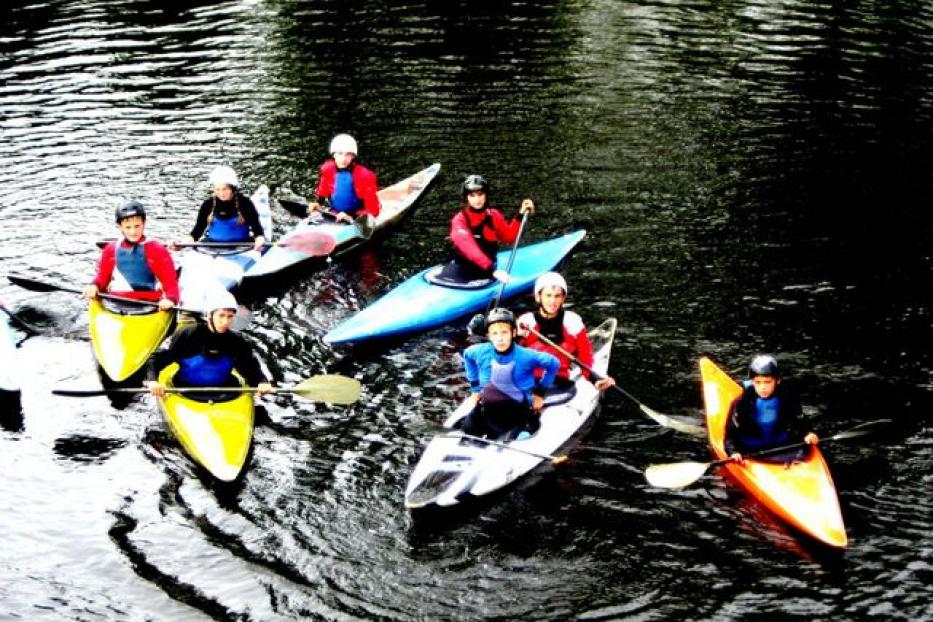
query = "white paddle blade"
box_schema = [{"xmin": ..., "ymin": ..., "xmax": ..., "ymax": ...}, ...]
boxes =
[
  {"xmin": 644, "ymin": 461, "xmax": 710, "ymax": 489},
  {"xmin": 291, "ymin": 374, "xmax": 361, "ymax": 404}
]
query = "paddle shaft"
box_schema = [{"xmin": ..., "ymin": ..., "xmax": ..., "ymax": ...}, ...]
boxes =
[
  {"xmin": 8, "ymin": 274, "xmax": 203, "ymax": 315},
  {"xmin": 491, "ymin": 209, "xmax": 530, "ymax": 310},
  {"xmin": 442, "ymin": 431, "xmax": 567, "ymax": 464}
]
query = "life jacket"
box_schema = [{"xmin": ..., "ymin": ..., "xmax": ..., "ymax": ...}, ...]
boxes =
[
  {"xmin": 114, "ymin": 242, "xmax": 157, "ymax": 291},
  {"xmin": 742, "ymin": 395, "xmax": 792, "ymax": 448},
  {"xmin": 457, "ymin": 208, "xmax": 498, "ymax": 264},
  {"xmin": 205, "ymin": 197, "xmax": 250, "ymax": 242},
  {"xmin": 330, "ymin": 169, "xmax": 363, "ymax": 215},
  {"xmin": 175, "ymin": 351, "xmax": 235, "ymax": 387},
  {"xmin": 481, "ymin": 358, "xmax": 525, "ymax": 405}
]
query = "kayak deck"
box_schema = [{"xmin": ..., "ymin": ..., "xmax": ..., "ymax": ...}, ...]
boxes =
[
  {"xmin": 156, "ymin": 363, "xmax": 254, "ymax": 482},
  {"xmin": 405, "ymin": 318, "xmax": 617, "ymax": 510},
  {"xmin": 89, "ymin": 298, "xmax": 174, "ymax": 382},
  {"xmin": 700, "ymin": 357, "xmax": 847, "ymax": 548}
]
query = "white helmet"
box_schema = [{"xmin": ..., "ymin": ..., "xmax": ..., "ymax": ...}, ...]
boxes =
[
  {"xmin": 534, "ymin": 272, "xmax": 568, "ymax": 297},
  {"xmin": 204, "ymin": 290, "xmax": 238, "ymax": 314},
  {"xmin": 209, "ymin": 165, "xmax": 239, "ymax": 188},
  {"xmin": 329, "ymin": 133, "xmax": 358, "ymax": 155}
]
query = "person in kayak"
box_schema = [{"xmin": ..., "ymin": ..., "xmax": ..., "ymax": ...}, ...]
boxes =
[
  {"xmin": 181, "ymin": 165, "xmax": 267, "ymax": 252},
  {"xmin": 83, "ymin": 201, "xmax": 179, "ymax": 310},
  {"xmin": 304, "ymin": 133, "xmax": 380, "ymax": 223},
  {"xmin": 146, "ymin": 291, "xmax": 272, "ymax": 398},
  {"xmin": 459, "ymin": 307, "xmax": 560, "ymax": 440},
  {"xmin": 725, "ymin": 354, "xmax": 819, "ymax": 462},
  {"xmin": 438, "ymin": 174, "xmax": 535, "ymax": 284},
  {"xmin": 516, "ymin": 272, "xmax": 616, "ymax": 393}
]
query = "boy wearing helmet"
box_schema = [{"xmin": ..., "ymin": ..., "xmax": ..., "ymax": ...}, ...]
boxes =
[
  {"xmin": 146, "ymin": 290, "xmax": 272, "ymax": 397},
  {"xmin": 517, "ymin": 272, "xmax": 615, "ymax": 393},
  {"xmin": 725, "ymin": 354, "xmax": 818, "ymax": 462},
  {"xmin": 459, "ymin": 307, "xmax": 560, "ymax": 439},
  {"xmin": 183, "ymin": 166, "xmax": 267, "ymax": 252},
  {"xmin": 305, "ymin": 134, "xmax": 380, "ymax": 223},
  {"xmin": 83, "ymin": 201, "xmax": 179, "ymax": 310},
  {"xmin": 439, "ymin": 175, "xmax": 535, "ymax": 284}
]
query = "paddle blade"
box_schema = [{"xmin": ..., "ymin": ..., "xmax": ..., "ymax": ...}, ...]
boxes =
[
  {"xmin": 644, "ymin": 461, "xmax": 711, "ymax": 489},
  {"xmin": 639, "ymin": 404, "xmax": 707, "ymax": 438},
  {"xmin": 279, "ymin": 231, "xmax": 337, "ymax": 257},
  {"xmin": 354, "ymin": 214, "xmax": 376, "ymax": 240},
  {"xmin": 287, "ymin": 374, "xmax": 361, "ymax": 404},
  {"xmin": 830, "ymin": 418, "xmax": 893, "ymax": 441},
  {"xmin": 8, "ymin": 274, "xmax": 74, "ymax": 294},
  {"xmin": 277, "ymin": 197, "xmax": 310, "ymax": 218}
]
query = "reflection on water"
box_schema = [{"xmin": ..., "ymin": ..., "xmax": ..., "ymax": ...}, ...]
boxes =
[{"xmin": 1, "ymin": 0, "xmax": 932, "ymax": 620}]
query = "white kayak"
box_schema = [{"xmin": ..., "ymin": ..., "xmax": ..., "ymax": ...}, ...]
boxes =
[
  {"xmin": 405, "ymin": 318, "xmax": 617, "ymax": 510},
  {"xmin": 177, "ymin": 184, "xmax": 274, "ymax": 311}
]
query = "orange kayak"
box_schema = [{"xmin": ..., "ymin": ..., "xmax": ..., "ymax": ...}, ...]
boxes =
[{"xmin": 700, "ymin": 357, "xmax": 847, "ymax": 548}]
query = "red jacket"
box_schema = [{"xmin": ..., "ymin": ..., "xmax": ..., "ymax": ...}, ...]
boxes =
[
  {"xmin": 517, "ymin": 310, "xmax": 594, "ymax": 380},
  {"xmin": 449, "ymin": 208, "xmax": 521, "ymax": 272},
  {"xmin": 315, "ymin": 160, "xmax": 380, "ymax": 218},
  {"xmin": 93, "ymin": 238, "xmax": 180, "ymax": 303}
]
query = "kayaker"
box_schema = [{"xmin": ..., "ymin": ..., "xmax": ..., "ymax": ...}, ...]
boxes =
[
  {"xmin": 459, "ymin": 307, "xmax": 560, "ymax": 440},
  {"xmin": 304, "ymin": 133, "xmax": 381, "ymax": 223},
  {"xmin": 438, "ymin": 174, "xmax": 535, "ymax": 284},
  {"xmin": 516, "ymin": 272, "xmax": 616, "ymax": 393},
  {"xmin": 82, "ymin": 201, "xmax": 179, "ymax": 310},
  {"xmin": 725, "ymin": 354, "xmax": 819, "ymax": 463},
  {"xmin": 146, "ymin": 291, "xmax": 272, "ymax": 397},
  {"xmin": 182, "ymin": 166, "xmax": 267, "ymax": 252}
]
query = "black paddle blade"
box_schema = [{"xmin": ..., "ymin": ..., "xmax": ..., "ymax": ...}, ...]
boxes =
[
  {"xmin": 7, "ymin": 274, "xmax": 76, "ymax": 294},
  {"xmin": 467, "ymin": 313, "xmax": 486, "ymax": 336},
  {"xmin": 277, "ymin": 198, "xmax": 310, "ymax": 218}
]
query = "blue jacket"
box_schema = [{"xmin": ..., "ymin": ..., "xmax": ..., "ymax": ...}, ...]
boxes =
[{"xmin": 463, "ymin": 342, "xmax": 559, "ymax": 402}]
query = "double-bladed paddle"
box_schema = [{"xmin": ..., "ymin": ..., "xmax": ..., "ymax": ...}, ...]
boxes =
[
  {"xmin": 94, "ymin": 230, "xmax": 337, "ymax": 257},
  {"xmin": 643, "ymin": 418, "xmax": 893, "ymax": 489},
  {"xmin": 52, "ymin": 373, "xmax": 362, "ymax": 404},
  {"xmin": 466, "ymin": 207, "xmax": 532, "ymax": 335},
  {"xmin": 276, "ymin": 197, "xmax": 375, "ymax": 240},
  {"xmin": 439, "ymin": 430, "xmax": 568, "ymax": 464},
  {"xmin": 523, "ymin": 326, "xmax": 706, "ymax": 438},
  {"xmin": 7, "ymin": 274, "xmax": 206, "ymax": 315}
]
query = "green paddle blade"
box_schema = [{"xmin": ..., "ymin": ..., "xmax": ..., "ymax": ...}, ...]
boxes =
[
  {"xmin": 285, "ymin": 374, "xmax": 361, "ymax": 404},
  {"xmin": 644, "ymin": 461, "xmax": 711, "ymax": 489}
]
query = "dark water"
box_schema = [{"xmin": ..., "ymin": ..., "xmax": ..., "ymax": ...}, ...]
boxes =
[{"xmin": 2, "ymin": 1, "xmax": 932, "ymax": 620}]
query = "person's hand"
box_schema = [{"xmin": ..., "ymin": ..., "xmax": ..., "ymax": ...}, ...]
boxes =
[
  {"xmin": 157, "ymin": 298, "xmax": 175, "ymax": 311},
  {"xmin": 469, "ymin": 392, "xmax": 480, "ymax": 407},
  {"xmin": 519, "ymin": 198, "xmax": 535, "ymax": 215},
  {"xmin": 82, "ymin": 284, "xmax": 98, "ymax": 299},
  {"xmin": 804, "ymin": 432, "xmax": 819, "ymax": 445},
  {"xmin": 306, "ymin": 202, "xmax": 321, "ymax": 217},
  {"xmin": 335, "ymin": 211, "xmax": 353, "ymax": 223},
  {"xmin": 729, "ymin": 452, "xmax": 745, "ymax": 464},
  {"xmin": 256, "ymin": 382, "xmax": 273, "ymax": 397},
  {"xmin": 516, "ymin": 319, "xmax": 532, "ymax": 338},
  {"xmin": 531, "ymin": 394, "xmax": 544, "ymax": 412},
  {"xmin": 492, "ymin": 269, "xmax": 510, "ymax": 284},
  {"xmin": 253, "ymin": 235, "xmax": 266, "ymax": 252},
  {"xmin": 594, "ymin": 376, "xmax": 615, "ymax": 392},
  {"xmin": 147, "ymin": 381, "xmax": 166, "ymax": 397},
  {"xmin": 170, "ymin": 235, "xmax": 194, "ymax": 251}
]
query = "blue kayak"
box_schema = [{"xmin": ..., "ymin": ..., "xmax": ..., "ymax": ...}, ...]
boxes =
[{"xmin": 323, "ymin": 230, "xmax": 586, "ymax": 346}]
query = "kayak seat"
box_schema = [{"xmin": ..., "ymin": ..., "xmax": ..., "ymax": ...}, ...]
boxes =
[{"xmin": 423, "ymin": 265, "xmax": 494, "ymax": 290}]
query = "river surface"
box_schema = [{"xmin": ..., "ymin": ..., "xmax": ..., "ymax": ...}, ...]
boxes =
[{"xmin": 1, "ymin": 1, "xmax": 932, "ymax": 620}]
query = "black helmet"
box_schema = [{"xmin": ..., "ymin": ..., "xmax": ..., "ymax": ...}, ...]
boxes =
[
  {"xmin": 462, "ymin": 174, "xmax": 490, "ymax": 197},
  {"xmin": 485, "ymin": 307, "xmax": 515, "ymax": 328},
  {"xmin": 749, "ymin": 354, "xmax": 780, "ymax": 378},
  {"xmin": 115, "ymin": 200, "xmax": 146, "ymax": 223}
]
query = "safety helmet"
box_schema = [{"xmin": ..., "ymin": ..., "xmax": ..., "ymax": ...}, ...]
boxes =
[
  {"xmin": 204, "ymin": 290, "xmax": 238, "ymax": 314},
  {"xmin": 534, "ymin": 272, "xmax": 568, "ymax": 297},
  {"xmin": 115, "ymin": 200, "xmax": 146, "ymax": 223},
  {"xmin": 485, "ymin": 307, "xmax": 515, "ymax": 328},
  {"xmin": 209, "ymin": 165, "xmax": 239, "ymax": 189},
  {"xmin": 329, "ymin": 133, "xmax": 358, "ymax": 155},
  {"xmin": 749, "ymin": 354, "xmax": 780, "ymax": 378},
  {"xmin": 462, "ymin": 174, "xmax": 490, "ymax": 197}
]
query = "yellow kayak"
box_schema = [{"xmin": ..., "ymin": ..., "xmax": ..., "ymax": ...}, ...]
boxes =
[
  {"xmin": 156, "ymin": 363, "xmax": 254, "ymax": 482},
  {"xmin": 89, "ymin": 298, "xmax": 174, "ymax": 381}
]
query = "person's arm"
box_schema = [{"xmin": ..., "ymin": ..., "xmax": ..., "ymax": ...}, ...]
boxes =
[
  {"xmin": 463, "ymin": 346, "xmax": 482, "ymax": 394},
  {"xmin": 356, "ymin": 166, "xmax": 381, "ymax": 218},
  {"xmin": 489, "ymin": 209, "xmax": 521, "ymax": 245},
  {"xmin": 450, "ymin": 211, "xmax": 494, "ymax": 271},
  {"xmin": 146, "ymin": 325, "xmax": 193, "ymax": 394},
  {"xmin": 189, "ymin": 200, "xmax": 212, "ymax": 240},
  {"xmin": 236, "ymin": 195, "xmax": 265, "ymax": 239},
  {"xmin": 86, "ymin": 243, "xmax": 117, "ymax": 296},
  {"xmin": 144, "ymin": 242, "xmax": 180, "ymax": 304},
  {"xmin": 231, "ymin": 334, "xmax": 270, "ymax": 387}
]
